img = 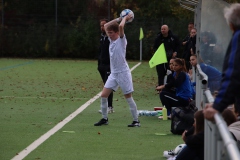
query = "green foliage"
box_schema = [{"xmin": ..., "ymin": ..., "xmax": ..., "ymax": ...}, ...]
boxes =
[{"xmin": 0, "ymin": 0, "xmax": 195, "ymax": 58}]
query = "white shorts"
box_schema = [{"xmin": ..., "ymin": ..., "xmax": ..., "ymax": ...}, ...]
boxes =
[{"xmin": 104, "ymin": 71, "xmax": 134, "ymax": 95}]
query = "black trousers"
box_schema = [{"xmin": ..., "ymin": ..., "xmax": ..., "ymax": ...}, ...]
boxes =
[
  {"xmin": 98, "ymin": 65, "xmax": 113, "ymax": 107},
  {"xmin": 156, "ymin": 63, "xmax": 168, "ymax": 86}
]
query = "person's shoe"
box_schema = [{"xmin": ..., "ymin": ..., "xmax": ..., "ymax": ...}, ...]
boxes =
[
  {"xmin": 163, "ymin": 149, "xmax": 175, "ymax": 158},
  {"xmin": 98, "ymin": 107, "xmax": 114, "ymax": 114},
  {"xmin": 128, "ymin": 121, "xmax": 140, "ymax": 127},
  {"xmin": 94, "ymin": 118, "xmax": 108, "ymax": 126}
]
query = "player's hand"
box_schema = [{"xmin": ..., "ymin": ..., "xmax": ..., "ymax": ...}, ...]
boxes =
[
  {"xmin": 125, "ymin": 14, "xmax": 133, "ymax": 21},
  {"xmin": 116, "ymin": 17, "xmax": 122, "ymax": 23}
]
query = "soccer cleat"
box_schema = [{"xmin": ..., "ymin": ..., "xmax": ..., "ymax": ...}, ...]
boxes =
[
  {"xmin": 98, "ymin": 107, "xmax": 114, "ymax": 114},
  {"xmin": 163, "ymin": 150, "xmax": 175, "ymax": 158},
  {"xmin": 127, "ymin": 121, "xmax": 140, "ymax": 127},
  {"xmin": 94, "ymin": 118, "xmax": 108, "ymax": 126}
]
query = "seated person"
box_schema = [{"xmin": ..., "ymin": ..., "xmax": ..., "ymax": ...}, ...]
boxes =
[
  {"xmin": 221, "ymin": 104, "xmax": 240, "ymax": 149},
  {"xmin": 222, "ymin": 106, "xmax": 237, "ymax": 126},
  {"xmin": 189, "ymin": 54, "xmax": 221, "ymax": 93},
  {"xmin": 157, "ymin": 58, "xmax": 176, "ymax": 94},
  {"xmin": 156, "ymin": 58, "xmax": 193, "ymax": 116},
  {"xmin": 176, "ymin": 110, "xmax": 205, "ymax": 160}
]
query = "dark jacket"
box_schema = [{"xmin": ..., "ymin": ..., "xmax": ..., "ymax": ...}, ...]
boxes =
[
  {"xmin": 98, "ymin": 33, "xmax": 110, "ymax": 68},
  {"xmin": 153, "ymin": 30, "xmax": 180, "ymax": 60},
  {"xmin": 213, "ymin": 30, "xmax": 240, "ymax": 112}
]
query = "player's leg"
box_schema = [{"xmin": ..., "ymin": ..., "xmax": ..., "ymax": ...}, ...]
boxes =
[
  {"xmin": 117, "ymin": 72, "xmax": 140, "ymax": 127},
  {"xmin": 106, "ymin": 71, "xmax": 114, "ymax": 113},
  {"xmin": 94, "ymin": 74, "xmax": 118, "ymax": 126}
]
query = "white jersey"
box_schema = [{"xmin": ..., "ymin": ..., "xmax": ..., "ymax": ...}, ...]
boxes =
[{"xmin": 109, "ymin": 34, "xmax": 130, "ymax": 73}]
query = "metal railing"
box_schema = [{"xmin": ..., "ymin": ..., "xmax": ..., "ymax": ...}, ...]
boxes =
[{"xmin": 195, "ymin": 65, "xmax": 240, "ymax": 160}]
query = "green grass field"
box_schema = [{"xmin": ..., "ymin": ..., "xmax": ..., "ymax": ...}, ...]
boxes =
[{"xmin": 0, "ymin": 59, "xmax": 182, "ymax": 160}]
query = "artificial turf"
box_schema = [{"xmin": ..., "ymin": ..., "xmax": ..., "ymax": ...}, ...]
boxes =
[{"xmin": 0, "ymin": 59, "xmax": 182, "ymax": 160}]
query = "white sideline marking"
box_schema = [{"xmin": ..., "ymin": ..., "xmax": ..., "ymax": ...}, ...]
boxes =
[{"xmin": 12, "ymin": 62, "xmax": 141, "ymax": 160}]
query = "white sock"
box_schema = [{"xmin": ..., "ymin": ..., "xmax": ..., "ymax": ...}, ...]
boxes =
[
  {"xmin": 126, "ymin": 97, "xmax": 138, "ymax": 122},
  {"xmin": 101, "ymin": 97, "xmax": 108, "ymax": 119}
]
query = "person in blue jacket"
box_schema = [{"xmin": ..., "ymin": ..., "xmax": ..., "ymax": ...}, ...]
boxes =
[
  {"xmin": 156, "ymin": 58, "xmax": 193, "ymax": 116},
  {"xmin": 204, "ymin": 3, "xmax": 240, "ymax": 121},
  {"xmin": 189, "ymin": 54, "xmax": 221, "ymax": 93}
]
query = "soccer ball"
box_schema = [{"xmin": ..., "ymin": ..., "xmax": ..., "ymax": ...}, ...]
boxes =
[
  {"xmin": 174, "ymin": 144, "xmax": 186, "ymax": 155},
  {"xmin": 120, "ymin": 9, "xmax": 134, "ymax": 23}
]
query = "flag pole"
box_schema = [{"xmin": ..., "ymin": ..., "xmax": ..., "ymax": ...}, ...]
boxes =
[
  {"xmin": 139, "ymin": 27, "xmax": 144, "ymax": 62},
  {"xmin": 140, "ymin": 40, "xmax": 142, "ymax": 62}
]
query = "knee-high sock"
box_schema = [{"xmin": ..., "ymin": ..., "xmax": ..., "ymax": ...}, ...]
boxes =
[
  {"xmin": 126, "ymin": 97, "xmax": 138, "ymax": 121},
  {"xmin": 101, "ymin": 97, "xmax": 108, "ymax": 119}
]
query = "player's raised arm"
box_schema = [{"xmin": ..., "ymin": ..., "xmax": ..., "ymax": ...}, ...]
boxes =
[
  {"xmin": 104, "ymin": 17, "xmax": 122, "ymax": 37},
  {"xmin": 119, "ymin": 14, "xmax": 133, "ymax": 38},
  {"xmin": 119, "ymin": 16, "xmax": 126, "ymax": 38}
]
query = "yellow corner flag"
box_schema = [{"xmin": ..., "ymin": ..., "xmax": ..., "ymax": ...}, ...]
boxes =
[
  {"xmin": 139, "ymin": 27, "xmax": 144, "ymax": 40},
  {"xmin": 149, "ymin": 44, "xmax": 167, "ymax": 68}
]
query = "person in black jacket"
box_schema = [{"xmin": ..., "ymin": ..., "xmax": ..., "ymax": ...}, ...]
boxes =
[
  {"xmin": 153, "ymin": 24, "xmax": 180, "ymax": 86},
  {"xmin": 176, "ymin": 110, "xmax": 205, "ymax": 160},
  {"xmin": 97, "ymin": 19, "xmax": 114, "ymax": 114},
  {"xmin": 204, "ymin": 3, "xmax": 240, "ymax": 122},
  {"xmin": 182, "ymin": 22, "xmax": 194, "ymax": 71}
]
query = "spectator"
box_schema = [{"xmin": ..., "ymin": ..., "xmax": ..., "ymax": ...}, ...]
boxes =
[
  {"xmin": 156, "ymin": 58, "xmax": 193, "ymax": 116},
  {"xmin": 97, "ymin": 19, "xmax": 114, "ymax": 114},
  {"xmin": 203, "ymin": 3, "xmax": 240, "ymax": 122},
  {"xmin": 189, "ymin": 28, "xmax": 197, "ymax": 55},
  {"xmin": 199, "ymin": 31, "xmax": 216, "ymax": 66},
  {"xmin": 222, "ymin": 107, "xmax": 237, "ymax": 126},
  {"xmin": 153, "ymin": 24, "xmax": 180, "ymax": 86},
  {"xmin": 189, "ymin": 54, "xmax": 221, "ymax": 93},
  {"xmin": 176, "ymin": 110, "xmax": 205, "ymax": 160},
  {"xmin": 160, "ymin": 58, "xmax": 176, "ymax": 94},
  {"xmin": 182, "ymin": 22, "xmax": 194, "ymax": 57},
  {"xmin": 228, "ymin": 104, "xmax": 240, "ymax": 143},
  {"xmin": 183, "ymin": 27, "xmax": 197, "ymax": 71}
]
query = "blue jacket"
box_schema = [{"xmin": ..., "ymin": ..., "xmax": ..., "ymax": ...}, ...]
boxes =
[
  {"xmin": 213, "ymin": 30, "xmax": 240, "ymax": 112},
  {"xmin": 165, "ymin": 72, "xmax": 193, "ymax": 100}
]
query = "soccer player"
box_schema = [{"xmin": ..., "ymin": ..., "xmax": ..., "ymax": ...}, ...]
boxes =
[{"xmin": 94, "ymin": 14, "xmax": 140, "ymax": 127}]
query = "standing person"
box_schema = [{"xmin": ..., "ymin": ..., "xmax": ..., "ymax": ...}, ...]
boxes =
[
  {"xmin": 97, "ymin": 19, "xmax": 114, "ymax": 114},
  {"xmin": 184, "ymin": 28, "xmax": 197, "ymax": 71},
  {"xmin": 94, "ymin": 14, "xmax": 140, "ymax": 127},
  {"xmin": 153, "ymin": 24, "xmax": 180, "ymax": 87},
  {"xmin": 204, "ymin": 3, "xmax": 240, "ymax": 121},
  {"xmin": 156, "ymin": 58, "xmax": 193, "ymax": 116},
  {"xmin": 189, "ymin": 28, "xmax": 197, "ymax": 55},
  {"xmin": 189, "ymin": 54, "xmax": 221, "ymax": 93},
  {"xmin": 182, "ymin": 22, "xmax": 194, "ymax": 69}
]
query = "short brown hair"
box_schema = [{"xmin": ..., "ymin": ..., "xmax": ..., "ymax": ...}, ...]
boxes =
[{"xmin": 106, "ymin": 22, "xmax": 119, "ymax": 33}]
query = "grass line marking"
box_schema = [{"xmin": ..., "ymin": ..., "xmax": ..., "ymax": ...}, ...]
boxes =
[
  {"xmin": 0, "ymin": 61, "xmax": 33, "ymax": 71},
  {"xmin": 11, "ymin": 62, "xmax": 141, "ymax": 160}
]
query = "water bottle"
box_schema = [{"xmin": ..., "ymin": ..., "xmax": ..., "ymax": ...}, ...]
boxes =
[{"xmin": 162, "ymin": 106, "xmax": 167, "ymax": 120}]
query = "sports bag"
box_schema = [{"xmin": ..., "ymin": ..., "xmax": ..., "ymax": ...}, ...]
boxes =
[{"xmin": 171, "ymin": 100, "xmax": 198, "ymax": 135}]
